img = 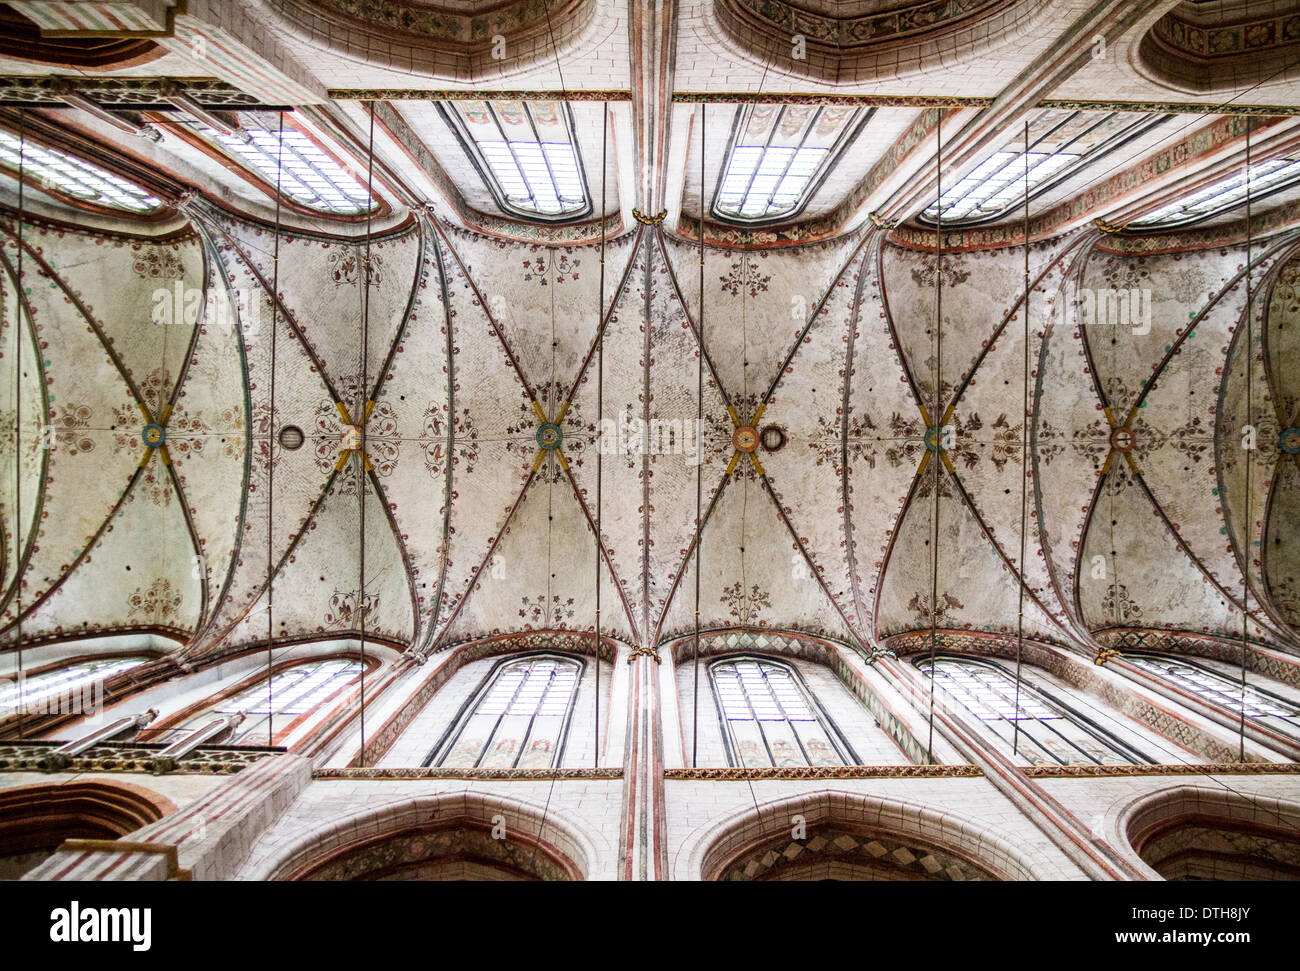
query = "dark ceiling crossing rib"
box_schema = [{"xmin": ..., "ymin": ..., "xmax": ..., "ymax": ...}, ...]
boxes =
[
  {"xmin": 839, "ymin": 231, "xmax": 879, "ymax": 640},
  {"xmin": 1029, "ymin": 230, "xmax": 1107, "ymax": 650},
  {"xmin": 183, "ymin": 224, "xmax": 256, "ymax": 649},
  {"xmin": 415, "ymin": 217, "xmax": 455, "ymax": 658},
  {"xmin": 0, "ymin": 243, "xmax": 49, "ymax": 626}
]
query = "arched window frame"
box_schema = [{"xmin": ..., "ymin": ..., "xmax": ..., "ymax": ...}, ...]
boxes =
[
  {"xmin": 709, "ymin": 104, "xmax": 870, "ymax": 226},
  {"xmin": 160, "ymin": 110, "xmax": 378, "ymax": 217},
  {"xmin": 439, "ymin": 100, "xmax": 593, "ymax": 223},
  {"xmin": 917, "ymin": 654, "xmax": 1155, "ymax": 766},
  {"xmin": 1125, "ymin": 156, "xmax": 1300, "ymax": 229},
  {"xmin": 0, "ymin": 656, "xmax": 148, "ymax": 716},
  {"xmin": 423, "ymin": 652, "xmax": 585, "ymax": 769},
  {"xmin": 152, "ymin": 656, "xmax": 365, "ymax": 747},
  {"xmin": 708, "ymin": 654, "xmax": 858, "ymax": 768},
  {"xmin": 0, "ymin": 128, "xmax": 163, "ymax": 215},
  {"xmin": 1124, "ymin": 652, "xmax": 1300, "ymax": 740},
  {"xmin": 918, "ymin": 110, "xmax": 1167, "ymax": 227}
]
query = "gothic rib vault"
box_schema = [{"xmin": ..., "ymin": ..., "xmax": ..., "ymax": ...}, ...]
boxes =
[{"xmin": 1, "ymin": 206, "xmax": 1298, "ymax": 664}]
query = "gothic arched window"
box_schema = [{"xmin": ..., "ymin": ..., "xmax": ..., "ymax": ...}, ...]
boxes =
[
  {"xmin": 917, "ymin": 656, "xmax": 1154, "ymax": 766},
  {"xmin": 0, "ymin": 657, "xmax": 147, "ymax": 716},
  {"xmin": 921, "ymin": 109, "xmax": 1164, "ymax": 226},
  {"xmin": 709, "ymin": 656, "xmax": 855, "ymax": 768},
  {"xmin": 181, "ymin": 111, "xmax": 375, "ymax": 215},
  {"xmin": 440, "ymin": 100, "xmax": 591, "ymax": 221},
  {"xmin": 159, "ymin": 657, "xmax": 363, "ymax": 746},
  {"xmin": 1125, "ymin": 653, "xmax": 1300, "ymax": 741},
  {"xmin": 0, "ymin": 131, "xmax": 162, "ymax": 213},
  {"xmin": 426, "ymin": 653, "xmax": 583, "ymax": 769},
  {"xmin": 711, "ymin": 104, "xmax": 866, "ymax": 225},
  {"xmin": 1125, "ymin": 157, "xmax": 1300, "ymax": 229}
]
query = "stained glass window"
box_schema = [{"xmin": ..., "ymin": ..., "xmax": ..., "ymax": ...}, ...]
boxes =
[
  {"xmin": 922, "ymin": 110, "xmax": 1164, "ymax": 226},
  {"xmin": 918, "ymin": 656, "xmax": 1153, "ymax": 766},
  {"xmin": 712, "ymin": 104, "xmax": 865, "ymax": 224},
  {"xmin": 709, "ymin": 656, "xmax": 852, "ymax": 768},
  {"xmin": 0, "ymin": 131, "xmax": 162, "ymax": 213},
  {"xmin": 1126, "ymin": 653, "xmax": 1300, "ymax": 740},
  {"xmin": 158, "ymin": 658, "xmax": 362, "ymax": 745},
  {"xmin": 0, "ymin": 657, "xmax": 146, "ymax": 715},
  {"xmin": 183, "ymin": 112, "xmax": 374, "ymax": 215},
  {"xmin": 427, "ymin": 654, "xmax": 582, "ymax": 769},
  {"xmin": 441, "ymin": 100, "xmax": 590, "ymax": 220},
  {"xmin": 1126, "ymin": 158, "xmax": 1300, "ymax": 229}
]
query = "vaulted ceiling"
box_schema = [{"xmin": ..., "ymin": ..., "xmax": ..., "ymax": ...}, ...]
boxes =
[{"xmin": 0, "ymin": 0, "xmax": 1298, "ymax": 668}]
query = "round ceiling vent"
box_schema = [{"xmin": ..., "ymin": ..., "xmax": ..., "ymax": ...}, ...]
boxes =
[
  {"xmin": 759, "ymin": 425, "xmax": 786, "ymax": 453},
  {"xmin": 278, "ymin": 424, "xmax": 305, "ymax": 451}
]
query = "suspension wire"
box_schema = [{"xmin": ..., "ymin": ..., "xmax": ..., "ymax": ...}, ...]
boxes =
[
  {"xmin": 595, "ymin": 100, "xmax": 607, "ymax": 766},
  {"xmin": 266, "ymin": 110, "xmax": 284, "ymax": 741},
  {"xmin": 1012, "ymin": 120, "xmax": 1030, "ymax": 756},
  {"xmin": 1239, "ymin": 118, "xmax": 1252, "ymax": 762},
  {"xmin": 13, "ymin": 109, "xmax": 23, "ymax": 738},
  {"xmin": 693, "ymin": 103, "xmax": 705, "ymax": 767},
  {"xmin": 358, "ymin": 103, "xmax": 377, "ymax": 765},
  {"xmin": 531, "ymin": 5, "xmax": 572, "ymax": 872},
  {"xmin": 925, "ymin": 112, "xmax": 943, "ymax": 764}
]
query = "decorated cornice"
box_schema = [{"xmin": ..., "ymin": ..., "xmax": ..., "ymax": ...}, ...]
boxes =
[
  {"xmin": 1021, "ymin": 762, "xmax": 1300, "ymax": 778},
  {"xmin": 314, "ymin": 766, "xmax": 622, "ymax": 780},
  {"xmin": 332, "ymin": 89, "xmax": 631, "ymax": 102},
  {"xmin": 665, "ymin": 764, "xmax": 981, "ymax": 780},
  {"xmin": 0, "ymin": 76, "xmax": 276, "ymax": 109},
  {"xmin": 0, "ymin": 741, "xmax": 278, "ymax": 775}
]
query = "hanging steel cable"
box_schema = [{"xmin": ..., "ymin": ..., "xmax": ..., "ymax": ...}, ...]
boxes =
[
  {"xmin": 692, "ymin": 104, "xmax": 705, "ymax": 768},
  {"xmin": 357, "ymin": 103, "xmax": 377, "ymax": 765},
  {"xmin": 12, "ymin": 108, "xmax": 22, "ymax": 738},
  {"xmin": 1012, "ymin": 120, "xmax": 1030, "ymax": 757},
  {"xmin": 1239, "ymin": 119, "xmax": 1253, "ymax": 763},
  {"xmin": 926, "ymin": 112, "xmax": 944, "ymax": 764},
  {"xmin": 265, "ymin": 109, "xmax": 284, "ymax": 741},
  {"xmin": 595, "ymin": 99, "xmax": 607, "ymax": 766}
]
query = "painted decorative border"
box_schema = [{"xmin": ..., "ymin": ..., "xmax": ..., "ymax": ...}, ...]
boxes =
[
  {"xmin": 0, "ymin": 741, "xmax": 278, "ymax": 775},
  {"xmin": 0, "ymin": 77, "xmax": 274, "ymax": 108},
  {"xmin": 333, "ymin": 89, "xmax": 631, "ymax": 102},
  {"xmin": 665, "ymin": 764, "xmax": 980, "ymax": 780},
  {"xmin": 1023, "ymin": 762, "xmax": 1300, "ymax": 778},
  {"xmin": 314, "ymin": 766, "xmax": 622, "ymax": 780}
]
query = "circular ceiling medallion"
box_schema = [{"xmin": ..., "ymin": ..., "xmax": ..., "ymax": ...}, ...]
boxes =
[
  {"xmin": 278, "ymin": 425, "xmax": 305, "ymax": 451},
  {"xmin": 141, "ymin": 423, "xmax": 166, "ymax": 447},
  {"xmin": 536, "ymin": 422, "xmax": 563, "ymax": 450},
  {"xmin": 924, "ymin": 425, "xmax": 946, "ymax": 453},
  {"xmin": 732, "ymin": 426, "xmax": 759, "ymax": 453},
  {"xmin": 759, "ymin": 425, "xmax": 786, "ymax": 453},
  {"xmin": 1282, "ymin": 428, "xmax": 1300, "ymax": 455},
  {"xmin": 1110, "ymin": 427, "xmax": 1136, "ymax": 453}
]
